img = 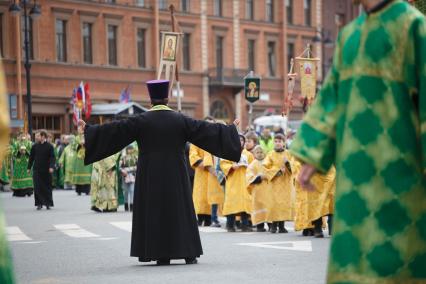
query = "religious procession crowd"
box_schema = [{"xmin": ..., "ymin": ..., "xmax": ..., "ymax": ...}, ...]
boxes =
[
  {"xmin": 0, "ymin": 131, "xmax": 138, "ymax": 212},
  {"xmin": 190, "ymin": 118, "xmax": 336, "ymax": 238},
  {"xmin": 0, "ymin": 120, "xmax": 334, "ymax": 237}
]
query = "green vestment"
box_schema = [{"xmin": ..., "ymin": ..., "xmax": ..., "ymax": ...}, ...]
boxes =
[
  {"xmin": 59, "ymin": 145, "xmax": 76, "ymax": 185},
  {"xmin": 91, "ymin": 154, "xmax": 119, "ymax": 211},
  {"xmin": 0, "ymin": 204, "xmax": 15, "ymax": 284},
  {"xmin": 290, "ymin": 1, "xmax": 426, "ymax": 283},
  {"xmin": 10, "ymin": 141, "xmax": 33, "ymax": 191},
  {"xmin": 71, "ymin": 135, "xmax": 92, "ymax": 185}
]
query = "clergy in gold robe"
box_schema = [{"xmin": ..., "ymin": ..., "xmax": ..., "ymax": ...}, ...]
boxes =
[
  {"xmin": 293, "ymin": 156, "xmax": 336, "ymax": 237},
  {"xmin": 203, "ymin": 152, "xmax": 224, "ymax": 227},
  {"xmin": 246, "ymin": 146, "xmax": 271, "ymax": 232},
  {"xmin": 220, "ymin": 135, "xmax": 253, "ymax": 232},
  {"xmin": 189, "ymin": 144, "xmax": 211, "ymax": 226},
  {"xmin": 263, "ymin": 134, "xmax": 294, "ymax": 233}
]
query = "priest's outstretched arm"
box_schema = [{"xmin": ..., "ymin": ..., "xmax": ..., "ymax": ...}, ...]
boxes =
[
  {"xmin": 79, "ymin": 117, "xmax": 142, "ymax": 165},
  {"xmin": 184, "ymin": 116, "xmax": 241, "ymax": 163}
]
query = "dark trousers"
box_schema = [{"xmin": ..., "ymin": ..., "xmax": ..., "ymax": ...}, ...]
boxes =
[
  {"xmin": 272, "ymin": 221, "xmax": 285, "ymax": 230},
  {"xmin": 197, "ymin": 214, "xmax": 211, "ymax": 226},
  {"xmin": 211, "ymin": 204, "xmax": 219, "ymax": 223},
  {"xmin": 226, "ymin": 212, "xmax": 249, "ymax": 229}
]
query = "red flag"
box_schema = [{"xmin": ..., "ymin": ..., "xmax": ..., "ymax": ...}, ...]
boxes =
[{"xmin": 84, "ymin": 83, "xmax": 92, "ymax": 120}]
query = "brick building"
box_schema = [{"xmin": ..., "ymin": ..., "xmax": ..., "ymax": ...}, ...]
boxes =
[{"xmin": 1, "ymin": 0, "xmax": 343, "ymax": 136}]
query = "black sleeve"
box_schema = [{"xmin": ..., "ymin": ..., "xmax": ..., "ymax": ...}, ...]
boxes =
[
  {"xmin": 49, "ymin": 145, "xmax": 55, "ymax": 169},
  {"xmin": 27, "ymin": 145, "xmax": 35, "ymax": 170},
  {"xmin": 84, "ymin": 116, "xmax": 142, "ymax": 165},
  {"xmin": 183, "ymin": 116, "xmax": 241, "ymax": 162}
]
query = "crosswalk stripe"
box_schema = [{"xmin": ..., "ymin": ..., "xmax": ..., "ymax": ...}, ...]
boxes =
[
  {"xmin": 6, "ymin": 227, "xmax": 32, "ymax": 241},
  {"xmin": 198, "ymin": 227, "xmax": 227, "ymax": 233},
  {"xmin": 54, "ymin": 224, "xmax": 99, "ymax": 238},
  {"xmin": 110, "ymin": 221, "xmax": 132, "ymax": 232}
]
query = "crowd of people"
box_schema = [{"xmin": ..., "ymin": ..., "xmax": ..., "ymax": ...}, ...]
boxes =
[
  {"xmin": 0, "ymin": 120, "xmax": 334, "ymax": 238},
  {"xmin": 189, "ymin": 119, "xmax": 336, "ymax": 238},
  {"xmin": 0, "ymin": 130, "xmax": 138, "ymax": 213}
]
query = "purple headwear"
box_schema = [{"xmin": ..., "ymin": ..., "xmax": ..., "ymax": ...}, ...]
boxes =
[{"xmin": 146, "ymin": 80, "xmax": 169, "ymax": 100}]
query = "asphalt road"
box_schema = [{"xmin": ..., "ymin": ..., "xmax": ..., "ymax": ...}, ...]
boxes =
[{"xmin": 2, "ymin": 190, "xmax": 330, "ymax": 284}]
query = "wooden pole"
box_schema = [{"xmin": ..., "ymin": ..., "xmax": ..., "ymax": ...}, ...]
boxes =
[{"xmin": 169, "ymin": 4, "xmax": 182, "ymax": 112}]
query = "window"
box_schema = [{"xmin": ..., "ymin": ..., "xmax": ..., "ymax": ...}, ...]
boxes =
[
  {"xmin": 266, "ymin": 0, "xmax": 274, "ymax": 22},
  {"xmin": 182, "ymin": 33, "xmax": 191, "ymax": 70},
  {"xmin": 214, "ymin": 0, "xmax": 222, "ymax": 17},
  {"xmin": 108, "ymin": 25, "xmax": 118, "ymax": 65},
  {"xmin": 32, "ymin": 115, "xmax": 62, "ymax": 139},
  {"xmin": 0, "ymin": 14, "xmax": 3, "ymax": 58},
  {"xmin": 181, "ymin": 0, "xmax": 190, "ymax": 12},
  {"xmin": 9, "ymin": 94, "xmax": 17, "ymax": 120},
  {"xmin": 135, "ymin": 0, "xmax": 145, "ymax": 6},
  {"xmin": 216, "ymin": 36, "xmax": 223, "ymax": 70},
  {"xmin": 304, "ymin": 0, "xmax": 312, "ymax": 26},
  {"xmin": 105, "ymin": 0, "xmax": 116, "ymax": 3},
  {"xmin": 56, "ymin": 19, "xmax": 67, "ymax": 62},
  {"xmin": 246, "ymin": 0, "xmax": 254, "ymax": 20},
  {"xmin": 159, "ymin": 0, "xmax": 168, "ymax": 10},
  {"xmin": 286, "ymin": 0, "xmax": 293, "ymax": 24},
  {"xmin": 137, "ymin": 28, "xmax": 146, "ymax": 68},
  {"xmin": 21, "ymin": 16, "xmax": 34, "ymax": 60},
  {"xmin": 287, "ymin": 42, "xmax": 294, "ymax": 69},
  {"xmin": 210, "ymin": 100, "xmax": 229, "ymax": 121},
  {"xmin": 267, "ymin": 41, "xmax": 276, "ymax": 77},
  {"xmin": 247, "ymin": 39, "xmax": 255, "ymax": 71},
  {"xmin": 82, "ymin": 23, "xmax": 93, "ymax": 64}
]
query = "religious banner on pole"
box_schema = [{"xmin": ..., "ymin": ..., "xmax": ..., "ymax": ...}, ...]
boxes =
[
  {"xmin": 295, "ymin": 57, "xmax": 319, "ymax": 106},
  {"xmin": 157, "ymin": 31, "xmax": 182, "ymax": 98},
  {"xmin": 283, "ymin": 58, "xmax": 297, "ymax": 116},
  {"xmin": 244, "ymin": 74, "xmax": 261, "ymax": 103}
]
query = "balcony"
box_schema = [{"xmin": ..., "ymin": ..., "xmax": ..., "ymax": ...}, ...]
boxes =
[{"xmin": 208, "ymin": 68, "xmax": 249, "ymax": 89}]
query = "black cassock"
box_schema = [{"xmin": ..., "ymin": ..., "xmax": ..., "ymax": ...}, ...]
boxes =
[
  {"xmin": 28, "ymin": 142, "xmax": 55, "ymax": 207},
  {"xmin": 84, "ymin": 110, "xmax": 241, "ymax": 261}
]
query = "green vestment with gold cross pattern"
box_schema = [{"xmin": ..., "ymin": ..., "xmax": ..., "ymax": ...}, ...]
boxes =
[{"xmin": 290, "ymin": 1, "xmax": 426, "ymax": 283}]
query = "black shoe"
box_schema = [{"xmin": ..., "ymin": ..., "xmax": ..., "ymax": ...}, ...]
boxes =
[
  {"xmin": 46, "ymin": 205, "xmax": 50, "ymax": 210},
  {"xmin": 235, "ymin": 221, "xmax": 242, "ymax": 229},
  {"xmin": 302, "ymin": 229, "xmax": 310, "ymax": 236},
  {"xmin": 156, "ymin": 259, "xmax": 170, "ymax": 266},
  {"xmin": 77, "ymin": 192, "xmax": 81, "ymax": 196},
  {"xmin": 257, "ymin": 228, "xmax": 267, "ymax": 232},
  {"xmin": 270, "ymin": 228, "xmax": 277, "ymax": 233},
  {"xmin": 227, "ymin": 227, "xmax": 236, "ymax": 232},
  {"xmin": 129, "ymin": 204, "xmax": 133, "ymax": 212},
  {"xmin": 185, "ymin": 258, "xmax": 198, "ymax": 265},
  {"xmin": 124, "ymin": 203, "xmax": 129, "ymax": 211},
  {"xmin": 211, "ymin": 222, "xmax": 221, "ymax": 228},
  {"xmin": 241, "ymin": 226, "xmax": 253, "ymax": 232},
  {"xmin": 36, "ymin": 205, "xmax": 42, "ymax": 210},
  {"xmin": 278, "ymin": 228, "xmax": 288, "ymax": 233},
  {"xmin": 91, "ymin": 206, "xmax": 102, "ymax": 212},
  {"xmin": 315, "ymin": 231, "xmax": 324, "ymax": 238}
]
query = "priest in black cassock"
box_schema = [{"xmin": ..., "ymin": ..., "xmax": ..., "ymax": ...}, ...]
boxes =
[
  {"xmin": 79, "ymin": 80, "xmax": 241, "ymax": 265},
  {"xmin": 27, "ymin": 130, "xmax": 55, "ymax": 210}
]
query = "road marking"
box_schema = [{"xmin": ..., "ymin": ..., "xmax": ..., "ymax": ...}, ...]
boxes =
[
  {"xmin": 54, "ymin": 224, "xmax": 99, "ymax": 238},
  {"xmin": 6, "ymin": 226, "xmax": 32, "ymax": 241},
  {"xmin": 91, "ymin": 237, "xmax": 118, "ymax": 241},
  {"xmin": 110, "ymin": 221, "xmax": 132, "ymax": 232},
  {"xmin": 236, "ymin": 240, "xmax": 313, "ymax": 252},
  {"xmin": 20, "ymin": 241, "xmax": 46, "ymax": 244},
  {"xmin": 198, "ymin": 227, "xmax": 227, "ymax": 233}
]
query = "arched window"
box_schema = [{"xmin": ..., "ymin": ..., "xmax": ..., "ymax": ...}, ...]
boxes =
[{"xmin": 210, "ymin": 100, "xmax": 230, "ymax": 122}]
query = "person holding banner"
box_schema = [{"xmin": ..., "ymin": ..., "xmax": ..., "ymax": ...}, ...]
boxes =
[
  {"xmin": 290, "ymin": 0, "xmax": 426, "ymax": 283},
  {"xmin": 78, "ymin": 79, "xmax": 241, "ymax": 265}
]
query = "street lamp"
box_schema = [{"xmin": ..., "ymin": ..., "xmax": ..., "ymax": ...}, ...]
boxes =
[
  {"xmin": 312, "ymin": 29, "xmax": 334, "ymax": 82},
  {"xmin": 8, "ymin": 0, "xmax": 41, "ymax": 138}
]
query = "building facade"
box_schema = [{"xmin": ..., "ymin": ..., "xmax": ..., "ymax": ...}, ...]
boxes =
[{"xmin": 2, "ymin": 0, "xmax": 344, "ymax": 135}]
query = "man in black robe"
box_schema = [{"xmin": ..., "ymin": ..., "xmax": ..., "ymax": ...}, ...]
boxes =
[
  {"xmin": 79, "ymin": 80, "xmax": 241, "ymax": 265},
  {"xmin": 28, "ymin": 130, "xmax": 55, "ymax": 210}
]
